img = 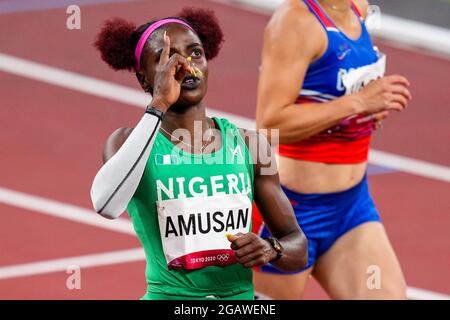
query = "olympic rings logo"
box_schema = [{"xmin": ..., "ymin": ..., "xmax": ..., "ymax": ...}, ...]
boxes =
[{"xmin": 217, "ymin": 253, "xmax": 230, "ymax": 262}]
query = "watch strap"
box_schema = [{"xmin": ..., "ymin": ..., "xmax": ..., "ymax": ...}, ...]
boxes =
[
  {"xmin": 145, "ymin": 105, "xmax": 165, "ymax": 120},
  {"xmin": 264, "ymin": 237, "xmax": 283, "ymax": 263}
]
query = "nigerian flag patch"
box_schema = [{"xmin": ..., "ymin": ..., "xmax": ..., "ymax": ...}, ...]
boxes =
[{"xmin": 154, "ymin": 154, "xmax": 181, "ymax": 165}]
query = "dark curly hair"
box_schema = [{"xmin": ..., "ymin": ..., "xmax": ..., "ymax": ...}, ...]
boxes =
[{"xmin": 94, "ymin": 8, "xmax": 224, "ymax": 72}]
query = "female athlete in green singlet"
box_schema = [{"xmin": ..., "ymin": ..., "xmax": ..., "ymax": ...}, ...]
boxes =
[{"xmin": 94, "ymin": 8, "xmax": 308, "ymax": 300}]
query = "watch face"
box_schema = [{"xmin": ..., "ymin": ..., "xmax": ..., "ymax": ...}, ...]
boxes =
[
  {"xmin": 272, "ymin": 238, "xmax": 282, "ymax": 252},
  {"xmin": 275, "ymin": 242, "xmax": 282, "ymax": 251}
]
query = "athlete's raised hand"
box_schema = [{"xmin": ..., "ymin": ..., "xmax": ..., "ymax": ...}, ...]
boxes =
[
  {"xmin": 354, "ymin": 75, "xmax": 412, "ymax": 114},
  {"xmin": 227, "ymin": 232, "xmax": 277, "ymax": 268},
  {"xmin": 151, "ymin": 32, "xmax": 191, "ymax": 112}
]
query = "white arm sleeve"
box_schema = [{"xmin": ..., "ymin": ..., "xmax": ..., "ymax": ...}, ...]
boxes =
[{"xmin": 90, "ymin": 111, "xmax": 162, "ymax": 219}]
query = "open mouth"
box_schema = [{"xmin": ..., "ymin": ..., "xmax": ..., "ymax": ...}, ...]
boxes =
[{"xmin": 181, "ymin": 75, "xmax": 201, "ymax": 90}]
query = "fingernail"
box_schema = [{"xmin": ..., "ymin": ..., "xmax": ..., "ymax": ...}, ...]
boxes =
[{"xmin": 196, "ymin": 67, "xmax": 203, "ymax": 77}]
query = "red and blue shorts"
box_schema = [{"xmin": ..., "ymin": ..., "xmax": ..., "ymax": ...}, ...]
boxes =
[{"xmin": 253, "ymin": 175, "xmax": 381, "ymax": 274}]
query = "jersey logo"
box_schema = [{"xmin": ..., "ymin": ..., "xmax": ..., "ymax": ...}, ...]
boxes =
[
  {"xmin": 337, "ymin": 48, "xmax": 352, "ymax": 60},
  {"xmin": 230, "ymin": 145, "xmax": 244, "ymax": 162},
  {"xmin": 337, "ymin": 43, "xmax": 352, "ymax": 61}
]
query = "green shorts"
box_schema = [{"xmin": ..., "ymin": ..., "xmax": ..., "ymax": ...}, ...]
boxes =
[{"xmin": 141, "ymin": 288, "xmax": 254, "ymax": 300}]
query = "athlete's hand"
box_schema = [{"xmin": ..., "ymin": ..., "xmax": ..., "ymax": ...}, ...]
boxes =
[
  {"xmin": 151, "ymin": 32, "xmax": 191, "ymax": 112},
  {"xmin": 353, "ymin": 75, "xmax": 412, "ymax": 114},
  {"xmin": 227, "ymin": 232, "xmax": 277, "ymax": 268},
  {"xmin": 372, "ymin": 110, "xmax": 389, "ymax": 130}
]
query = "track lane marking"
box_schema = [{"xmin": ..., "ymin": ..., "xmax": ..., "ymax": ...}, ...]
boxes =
[
  {"xmin": 1, "ymin": 52, "xmax": 449, "ymax": 182},
  {"xmin": 0, "ymin": 248, "xmax": 144, "ymax": 280},
  {"xmin": 209, "ymin": 0, "xmax": 450, "ymax": 57},
  {"xmin": 1, "ymin": 186, "xmax": 449, "ymax": 299},
  {"xmin": 0, "ymin": 187, "xmax": 135, "ymax": 236}
]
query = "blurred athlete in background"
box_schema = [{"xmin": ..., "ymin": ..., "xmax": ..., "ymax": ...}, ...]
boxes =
[{"xmin": 253, "ymin": 0, "xmax": 411, "ymax": 299}]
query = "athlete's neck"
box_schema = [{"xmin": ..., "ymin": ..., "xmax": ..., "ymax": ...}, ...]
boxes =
[
  {"xmin": 162, "ymin": 102, "xmax": 209, "ymax": 134},
  {"xmin": 318, "ymin": 0, "xmax": 360, "ymax": 36},
  {"xmin": 318, "ymin": 0, "xmax": 352, "ymax": 12}
]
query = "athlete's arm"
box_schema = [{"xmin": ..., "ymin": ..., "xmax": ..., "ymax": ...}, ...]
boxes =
[
  {"xmin": 352, "ymin": 0, "xmax": 391, "ymax": 126},
  {"xmin": 90, "ymin": 33, "xmax": 190, "ymax": 219},
  {"xmin": 103, "ymin": 127, "xmax": 133, "ymax": 163},
  {"xmin": 228, "ymin": 130, "xmax": 308, "ymax": 272},
  {"xmin": 90, "ymin": 111, "xmax": 163, "ymax": 219},
  {"xmin": 256, "ymin": 1, "xmax": 411, "ymax": 144}
]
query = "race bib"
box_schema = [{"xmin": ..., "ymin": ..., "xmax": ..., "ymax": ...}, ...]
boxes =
[
  {"xmin": 156, "ymin": 193, "xmax": 252, "ymax": 270},
  {"xmin": 342, "ymin": 53, "xmax": 386, "ymax": 95}
]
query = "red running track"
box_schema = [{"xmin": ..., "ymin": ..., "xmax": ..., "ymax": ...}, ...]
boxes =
[{"xmin": 0, "ymin": 0, "xmax": 449, "ymax": 299}]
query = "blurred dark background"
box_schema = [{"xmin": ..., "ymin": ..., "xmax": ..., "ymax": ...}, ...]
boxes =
[{"xmin": 370, "ymin": 0, "xmax": 450, "ymax": 28}]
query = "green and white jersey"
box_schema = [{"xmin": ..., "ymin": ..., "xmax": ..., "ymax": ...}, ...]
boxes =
[{"xmin": 127, "ymin": 117, "xmax": 254, "ymax": 298}]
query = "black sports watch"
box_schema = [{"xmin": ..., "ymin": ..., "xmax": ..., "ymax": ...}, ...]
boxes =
[
  {"xmin": 145, "ymin": 105, "xmax": 165, "ymax": 120},
  {"xmin": 264, "ymin": 236, "xmax": 284, "ymax": 263}
]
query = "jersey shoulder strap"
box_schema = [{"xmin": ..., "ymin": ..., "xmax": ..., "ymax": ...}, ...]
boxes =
[
  {"xmin": 213, "ymin": 117, "xmax": 254, "ymax": 180},
  {"xmin": 303, "ymin": 0, "xmax": 364, "ymax": 29},
  {"xmin": 351, "ymin": 1, "xmax": 364, "ymax": 20},
  {"xmin": 303, "ymin": 0, "xmax": 335, "ymax": 29}
]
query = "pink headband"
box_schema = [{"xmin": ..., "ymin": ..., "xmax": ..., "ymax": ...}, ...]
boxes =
[{"xmin": 134, "ymin": 18, "xmax": 195, "ymax": 72}]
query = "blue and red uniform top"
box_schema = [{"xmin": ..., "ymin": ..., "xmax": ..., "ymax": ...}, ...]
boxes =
[{"xmin": 277, "ymin": 0, "xmax": 386, "ymax": 164}]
